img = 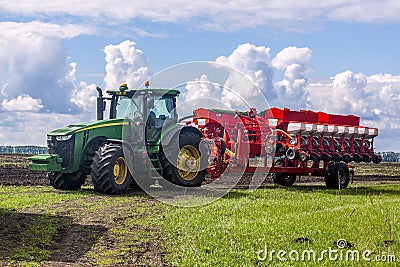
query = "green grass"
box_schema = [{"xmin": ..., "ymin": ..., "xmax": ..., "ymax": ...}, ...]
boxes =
[
  {"xmin": 1, "ymin": 183, "xmax": 400, "ymax": 266},
  {"xmin": 0, "ymin": 186, "xmax": 84, "ymax": 209},
  {"xmin": 162, "ymin": 184, "xmax": 400, "ymax": 266}
]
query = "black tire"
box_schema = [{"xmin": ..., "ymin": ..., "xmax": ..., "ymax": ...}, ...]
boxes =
[
  {"xmin": 48, "ymin": 171, "xmax": 87, "ymax": 190},
  {"xmin": 331, "ymin": 152, "xmax": 342, "ymax": 162},
  {"xmin": 342, "ymin": 153, "xmax": 352, "ymax": 163},
  {"xmin": 324, "ymin": 162, "xmax": 350, "ymax": 189},
  {"xmin": 272, "ymin": 159, "xmax": 296, "ymax": 186},
  {"xmin": 90, "ymin": 143, "xmax": 132, "ymax": 194},
  {"xmin": 362, "ymin": 154, "xmax": 372, "ymax": 163},
  {"xmin": 310, "ymin": 152, "xmax": 320, "ymax": 162},
  {"xmin": 273, "ymin": 173, "xmax": 296, "ymax": 186},
  {"xmin": 372, "ymin": 154, "xmax": 382, "ymax": 164},
  {"xmin": 321, "ymin": 152, "xmax": 331, "ymax": 162},
  {"xmin": 160, "ymin": 131, "xmax": 207, "ymax": 187},
  {"xmin": 353, "ymin": 153, "xmax": 362, "ymax": 163}
]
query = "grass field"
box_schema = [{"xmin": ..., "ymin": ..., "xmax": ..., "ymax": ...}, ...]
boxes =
[
  {"xmin": 1, "ymin": 182, "xmax": 399, "ymax": 266},
  {"xmin": 163, "ymin": 184, "xmax": 400, "ymax": 266}
]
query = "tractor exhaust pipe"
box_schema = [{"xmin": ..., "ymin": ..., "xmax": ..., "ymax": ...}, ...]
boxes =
[{"xmin": 96, "ymin": 86, "xmax": 104, "ymax": 121}]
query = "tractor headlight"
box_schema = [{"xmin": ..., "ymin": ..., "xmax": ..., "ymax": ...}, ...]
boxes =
[{"xmin": 55, "ymin": 135, "xmax": 73, "ymax": 141}]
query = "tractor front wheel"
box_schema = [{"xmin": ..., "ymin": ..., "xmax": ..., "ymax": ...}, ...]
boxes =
[
  {"xmin": 48, "ymin": 171, "xmax": 87, "ymax": 190},
  {"xmin": 324, "ymin": 162, "xmax": 350, "ymax": 189},
  {"xmin": 91, "ymin": 143, "xmax": 132, "ymax": 194}
]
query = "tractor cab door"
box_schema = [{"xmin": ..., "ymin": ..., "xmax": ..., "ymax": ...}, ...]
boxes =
[
  {"xmin": 145, "ymin": 96, "xmax": 177, "ymax": 144},
  {"xmin": 114, "ymin": 95, "xmax": 145, "ymax": 143}
]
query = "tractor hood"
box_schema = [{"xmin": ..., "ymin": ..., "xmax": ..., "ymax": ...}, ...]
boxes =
[{"xmin": 48, "ymin": 119, "xmax": 128, "ymax": 136}]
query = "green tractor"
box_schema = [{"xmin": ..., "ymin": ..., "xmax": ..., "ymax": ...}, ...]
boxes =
[{"xmin": 29, "ymin": 83, "xmax": 208, "ymax": 194}]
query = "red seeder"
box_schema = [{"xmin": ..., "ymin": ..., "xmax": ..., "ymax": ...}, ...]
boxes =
[{"xmin": 190, "ymin": 107, "xmax": 382, "ymax": 180}]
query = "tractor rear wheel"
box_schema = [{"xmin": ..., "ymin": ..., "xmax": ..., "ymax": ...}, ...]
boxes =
[
  {"xmin": 48, "ymin": 171, "xmax": 87, "ymax": 190},
  {"xmin": 160, "ymin": 131, "xmax": 207, "ymax": 187},
  {"xmin": 90, "ymin": 143, "xmax": 132, "ymax": 194},
  {"xmin": 324, "ymin": 162, "xmax": 350, "ymax": 189}
]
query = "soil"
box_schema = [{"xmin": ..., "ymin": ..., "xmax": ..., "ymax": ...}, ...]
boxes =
[{"xmin": 1, "ymin": 154, "xmax": 399, "ymax": 188}]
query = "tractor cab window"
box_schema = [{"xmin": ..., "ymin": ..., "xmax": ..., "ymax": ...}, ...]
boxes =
[
  {"xmin": 115, "ymin": 96, "xmax": 143, "ymax": 119},
  {"xmin": 149, "ymin": 97, "xmax": 176, "ymax": 120}
]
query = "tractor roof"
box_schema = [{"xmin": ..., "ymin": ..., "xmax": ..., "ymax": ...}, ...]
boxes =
[{"xmin": 106, "ymin": 88, "xmax": 180, "ymax": 97}]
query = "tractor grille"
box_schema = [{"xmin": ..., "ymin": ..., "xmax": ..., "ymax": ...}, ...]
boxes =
[{"xmin": 47, "ymin": 135, "xmax": 75, "ymax": 168}]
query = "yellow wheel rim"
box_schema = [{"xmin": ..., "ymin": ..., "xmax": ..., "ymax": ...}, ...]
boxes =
[
  {"xmin": 113, "ymin": 156, "xmax": 128, "ymax": 185},
  {"xmin": 176, "ymin": 145, "xmax": 201, "ymax": 181}
]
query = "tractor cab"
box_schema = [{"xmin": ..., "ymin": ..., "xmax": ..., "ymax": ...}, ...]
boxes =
[{"xmin": 100, "ymin": 83, "xmax": 179, "ymax": 144}]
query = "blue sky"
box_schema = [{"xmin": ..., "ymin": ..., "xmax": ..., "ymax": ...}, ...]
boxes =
[
  {"xmin": 64, "ymin": 22, "xmax": 400, "ymax": 86},
  {"xmin": 0, "ymin": 1, "xmax": 399, "ymax": 151}
]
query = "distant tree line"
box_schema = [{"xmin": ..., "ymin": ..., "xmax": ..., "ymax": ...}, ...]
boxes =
[
  {"xmin": 376, "ymin": 152, "xmax": 400, "ymax": 162},
  {"xmin": 0, "ymin": 146, "xmax": 47, "ymax": 155}
]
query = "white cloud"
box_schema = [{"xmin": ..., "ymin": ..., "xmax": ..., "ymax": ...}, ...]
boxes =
[
  {"xmin": 272, "ymin": 46, "xmax": 312, "ymax": 109},
  {"xmin": 0, "ymin": 21, "xmax": 94, "ymax": 39},
  {"xmin": 271, "ymin": 46, "xmax": 312, "ymax": 70},
  {"xmin": 103, "ymin": 40, "xmax": 151, "ymax": 90},
  {"xmin": 70, "ymin": 82, "xmax": 98, "ymax": 113},
  {"xmin": 0, "ymin": 38, "xmax": 153, "ymax": 146},
  {"xmin": 1, "ymin": 1, "xmax": 399, "ymax": 32},
  {"xmin": 367, "ymin": 73, "xmax": 400, "ymax": 83},
  {"xmin": 183, "ymin": 74, "xmax": 220, "ymax": 102},
  {"xmin": 326, "ymin": 1, "xmax": 400, "ymax": 23},
  {"xmin": 1, "ymin": 94, "xmax": 43, "ymax": 112},
  {"xmin": 0, "ymin": 111, "xmax": 90, "ymax": 146},
  {"xmin": 214, "ymin": 44, "xmax": 313, "ymax": 111},
  {"xmin": 215, "ymin": 43, "xmax": 274, "ymax": 109},
  {"xmin": 0, "ymin": 22, "xmax": 90, "ymax": 113},
  {"xmin": 177, "ymin": 74, "xmax": 225, "ymax": 117},
  {"xmin": 309, "ymin": 70, "xmax": 400, "ymax": 133},
  {"xmin": 322, "ymin": 70, "xmax": 369, "ymax": 115}
]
